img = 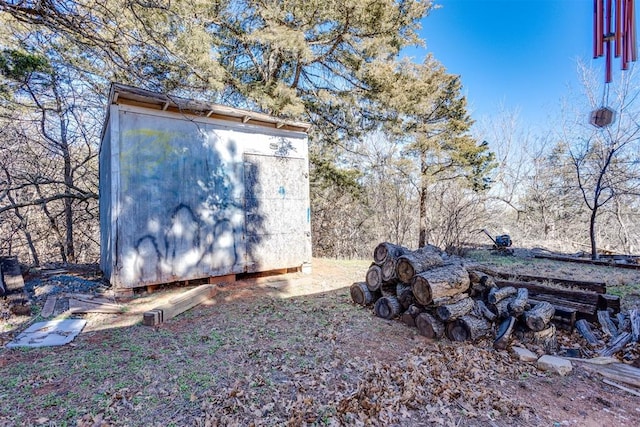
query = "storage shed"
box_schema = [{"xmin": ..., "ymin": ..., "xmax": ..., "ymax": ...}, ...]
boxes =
[{"xmin": 100, "ymin": 84, "xmax": 312, "ymax": 290}]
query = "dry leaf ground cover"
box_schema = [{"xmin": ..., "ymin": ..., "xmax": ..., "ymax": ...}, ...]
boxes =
[{"xmin": 0, "ymin": 256, "xmax": 639, "ymax": 426}]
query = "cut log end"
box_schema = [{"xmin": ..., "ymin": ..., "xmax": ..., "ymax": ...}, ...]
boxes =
[
  {"xmin": 446, "ymin": 314, "xmax": 492, "ymax": 342},
  {"xmin": 374, "ymin": 296, "xmax": 401, "ymax": 320},
  {"xmin": 416, "ymin": 312, "xmax": 445, "ymax": 339},
  {"xmin": 446, "ymin": 320, "xmax": 470, "ymax": 342},
  {"xmin": 350, "ymin": 282, "xmax": 377, "ymax": 306},
  {"xmin": 524, "ymin": 301, "xmax": 555, "ymax": 332},
  {"xmin": 365, "ymin": 265, "xmax": 383, "ymax": 292}
]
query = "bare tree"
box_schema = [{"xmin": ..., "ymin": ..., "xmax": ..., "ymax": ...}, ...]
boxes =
[
  {"xmin": 0, "ymin": 49, "xmax": 100, "ymax": 264},
  {"xmin": 563, "ymin": 64, "xmax": 640, "ymax": 259}
]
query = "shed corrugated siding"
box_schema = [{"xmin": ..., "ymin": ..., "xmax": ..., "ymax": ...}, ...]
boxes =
[
  {"xmin": 99, "ymin": 124, "xmax": 112, "ymax": 278},
  {"xmin": 105, "ymin": 105, "xmax": 310, "ymax": 288}
]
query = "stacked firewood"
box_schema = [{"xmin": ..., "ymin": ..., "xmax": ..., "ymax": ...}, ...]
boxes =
[{"xmin": 350, "ymin": 242, "xmax": 558, "ymax": 351}]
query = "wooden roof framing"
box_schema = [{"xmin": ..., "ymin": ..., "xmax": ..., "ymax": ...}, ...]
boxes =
[{"xmin": 106, "ymin": 83, "xmax": 311, "ymax": 133}]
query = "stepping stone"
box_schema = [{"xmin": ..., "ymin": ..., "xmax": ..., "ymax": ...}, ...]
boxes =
[{"xmin": 537, "ymin": 355, "xmax": 573, "ymax": 376}]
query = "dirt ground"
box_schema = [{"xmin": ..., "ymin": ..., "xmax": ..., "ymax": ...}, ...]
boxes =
[{"xmin": 1, "ymin": 253, "xmax": 639, "ymax": 426}]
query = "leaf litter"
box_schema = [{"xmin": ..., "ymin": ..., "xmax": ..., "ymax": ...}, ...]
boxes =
[{"xmin": 2, "ymin": 257, "xmax": 640, "ymax": 426}]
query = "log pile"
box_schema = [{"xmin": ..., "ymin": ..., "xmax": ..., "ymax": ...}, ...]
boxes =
[
  {"xmin": 351, "ymin": 242, "xmax": 561, "ymax": 351},
  {"xmin": 351, "ymin": 242, "xmax": 640, "ymax": 360}
]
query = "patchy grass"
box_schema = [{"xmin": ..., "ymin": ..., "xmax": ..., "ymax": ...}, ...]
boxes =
[{"xmin": 0, "ymin": 257, "xmax": 638, "ymax": 426}]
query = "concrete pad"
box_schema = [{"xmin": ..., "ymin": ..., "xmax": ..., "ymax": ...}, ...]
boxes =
[
  {"xmin": 512, "ymin": 346, "xmax": 538, "ymax": 362},
  {"xmin": 6, "ymin": 318, "xmax": 86, "ymax": 348},
  {"xmin": 537, "ymin": 355, "xmax": 573, "ymax": 376}
]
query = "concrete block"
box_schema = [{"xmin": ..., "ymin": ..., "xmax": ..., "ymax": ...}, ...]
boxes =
[
  {"xmin": 537, "ymin": 355, "xmax": 573, "ymax": 376},
  {"xmin": 512, "ymin": 346, "xmax": 538, "ymax": 362}
]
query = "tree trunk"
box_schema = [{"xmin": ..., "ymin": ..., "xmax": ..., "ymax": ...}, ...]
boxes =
[
  {"xmin": 446, "ymin": 314, "xmax": 492, "ymax": 342},
  {"xmin": 418, "ymin": 151, "xmax": 428, "ymax": 248},
  {"xmin": 374, "ymin": 295, "xmax": 401, "ymax": 320},
  {"xmin": 488, "ymin": 286, "xmax": 517, "ymax": 304},
  {"xmin": 523, "ymin": 302, "xmax": 555, "ymax": 332},
  {"xmin": 396, "ymin": 247, "xmax": 444, "ymax": 283},
  {"xmin": 60, "ymin": 109, "xmax": 75, "ymax": 263},
  {"xmin": 509, "ymin": 288, "xmax": 529, "ymax": 317},
  {"xmin": 411, "ymin": 263, "xmax": 469, "ymax": 305},
  {"xmin": 350, "ymin": 282, "xmax": 379, "ymax": 306},
  {"xmin": 373, "ymin": 242, "xmax": 411, "ymax": 265},
  {"xmin": 7, "ymin": 194, "xmax": 41, "ymax": 266},
  {"xmin": 415, "ymin": 312, "xmax": 445, "ymax": 339},
  {"xmin": 590, "ymin": 207, "xmax": 598, "ymax": 260},
  {"xmin": 436, "ymin": 296, "xmax": 474, "ymax": 322}
]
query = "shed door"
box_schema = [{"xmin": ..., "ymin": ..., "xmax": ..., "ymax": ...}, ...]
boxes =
[{"xmin": 244, "ymin": 154, "xmax": 309, "ymax": 272}]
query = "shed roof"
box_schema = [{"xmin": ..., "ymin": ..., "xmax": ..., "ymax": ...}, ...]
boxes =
[{"xmin": 106, "ymin": 83, "xmax": 311, "ymax": 133}]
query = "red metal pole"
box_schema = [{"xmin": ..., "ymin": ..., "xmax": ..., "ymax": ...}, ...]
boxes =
[
  {"xmin": 630, "ymin": 0, "xmax": 638, "ymax": 62},
  {"xmin": 596, "ymin": 0, "xmax": 604, "ymax": 57},
  {"xmin": 615, "ymin": 0, "xmax": 622, "ymax": 57},
  {"xmin": 606, "ymin": 0, "xmax": 613, "ymax": 82}
]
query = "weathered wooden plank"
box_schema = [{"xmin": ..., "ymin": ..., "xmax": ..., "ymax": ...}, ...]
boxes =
[
  {"xmin": 533, "ymin": 253, "xmax": 640, "ymax": 270},
  {"xmin": 597, "ymin": 294, "xmax": 621, "ymax": 314},
  {"xmin": 142, "ymin": 284, "xmax": 217, "ymax": 326},
  {"xmin": 598, "ymin": 310, "xmax": 618, "ymax": 338},
  {"xmin": 495, "ymin": 280, "xmax": 600, "ymax": 306},
  {"xmin": 40, "ymin": 296, "xmax": 58, "ymax": 318},
  {"xmin": 472, "ymin": 266, "xmax": 606, "ymax": 293},
  {"xmin": 600, "ymin": 332, "xmax": 632, "ymax": 357},
  {"xmin": 584, "ymin": 363, "xmax": 640, "ymax": 388},
  {"xmin": 601, "ymin": 379, "xmax": 640, "ymax": 397},
  {"xmin": 68, "ymin": 298, "xmax": 124, "ymax": 314},
  {"xmin": 575, "ymin": 319, "xmax": 600, "ymax": 346}
]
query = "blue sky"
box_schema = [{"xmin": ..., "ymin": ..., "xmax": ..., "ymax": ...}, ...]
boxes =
[{"xmin": 408, "ymin": 0, "xmax": 598, "ymax": 131}]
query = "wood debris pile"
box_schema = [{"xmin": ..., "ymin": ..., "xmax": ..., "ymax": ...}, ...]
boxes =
[
  {"xmin": 351, "ymin": 242, "xmax": 637, "ymax": 360},
  {"xmin": 0, "ymin": 256, "xmax": 29, "ymax": 316}
]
